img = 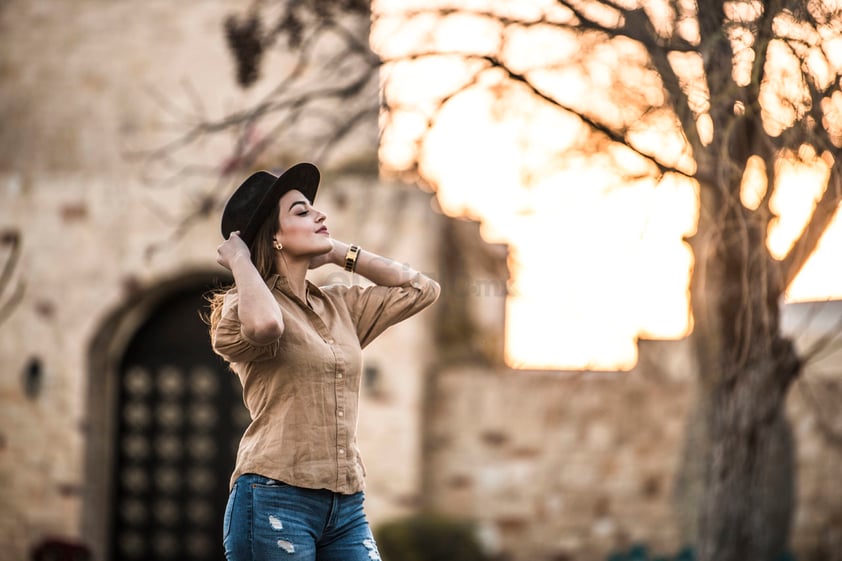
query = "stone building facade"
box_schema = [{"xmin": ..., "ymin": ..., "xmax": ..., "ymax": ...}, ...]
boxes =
[
  {"xmin": 2, "ymin": 2, "xmax": 841, "ymax": 561},
  {"xmin": 0, "ymin": 2, "xmax": 439, "ymax": 560}
]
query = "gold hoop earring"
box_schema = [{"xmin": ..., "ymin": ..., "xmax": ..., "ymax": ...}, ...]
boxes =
[{"xmin": 273, "ymin": 241, "xmax": 283, "ymax": 251}]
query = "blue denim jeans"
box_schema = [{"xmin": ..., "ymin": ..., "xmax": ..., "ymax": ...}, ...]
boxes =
[{"xmin": 223, "ymin": 474, "xmax": 382, "ymax": 561}]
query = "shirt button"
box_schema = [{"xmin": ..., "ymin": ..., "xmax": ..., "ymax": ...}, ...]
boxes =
[
  {"xmin": 326, "ymin": 338, "xmax": 334, "ymax": 344},
  {"xmin": 338, "ymin": 448, "xmax": 345, "ymax": 455},
  {"xmin": 336, "ymin": 373, "xmax": 343, "ymax": 379},
  {"xmin": 338, "ymin": 410, "xmax": 344, "ymax": 417}
]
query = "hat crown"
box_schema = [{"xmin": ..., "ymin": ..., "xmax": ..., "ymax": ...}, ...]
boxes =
[{"xmin": 220, "ymin": 163, "xmax": 320, "ymax": 246}]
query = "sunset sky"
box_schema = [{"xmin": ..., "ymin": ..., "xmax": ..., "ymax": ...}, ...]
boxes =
[{"xmin": 372, "ymin": 1, "xmax": 842, "ymax": 370}]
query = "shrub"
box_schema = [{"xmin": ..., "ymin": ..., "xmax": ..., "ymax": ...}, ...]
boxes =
[{"xmin": 375, "ymin": 513, "xmax": 491, "ymax": 561}]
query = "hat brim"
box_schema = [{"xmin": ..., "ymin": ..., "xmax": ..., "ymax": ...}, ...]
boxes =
[{"xmin": 221, "ymin": 162, "xmax": 320, "ymax": 246}]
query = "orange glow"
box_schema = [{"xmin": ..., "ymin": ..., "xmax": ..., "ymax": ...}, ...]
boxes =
[
  {"xmin": 770, "ymin": 155, "xmax": 842, "ymax": 301},
  {"xmin": 373, "ymin": 1, "xmax": 842, "ymax": 370},
  {"xmin": 418, "ymin": 89, "xmax": 697, "ymax": 370},
  {"xmin": 767, "ymin": 155, "xmax": 831, "ymax": 259}
]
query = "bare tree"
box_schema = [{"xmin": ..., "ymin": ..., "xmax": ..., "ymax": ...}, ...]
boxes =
[
  {"xmin": 371, "ymin": 5, "xmax": 841, "ymax": 561},
  {"xmin": 154, "ymin": 1, "xmax": 842, "ymax": 560}
]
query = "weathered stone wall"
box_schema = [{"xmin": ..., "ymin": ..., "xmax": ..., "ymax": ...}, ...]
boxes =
[
  {"xmin": 425, "ymin": 356, "xmax": 693, "ymax": 561},
  {"xmin": 0, "ymin": 1, "xmax": 432, "ymax": 560},
  {"xmin": 0, "ymin": 169, "xmax": 227, "ymax": 558},
  {"xmin": 0, "ymin": 0, "xmax": 377, "ymax": 175},
  {"xmin": 425, "ymin": 322, "xmax": 842, "ymax": 561}
]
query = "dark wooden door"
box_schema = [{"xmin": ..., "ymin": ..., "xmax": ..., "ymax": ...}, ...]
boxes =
[{"xmin": 109, "ymin": 284, "xmax": 249, "ymax": 561}]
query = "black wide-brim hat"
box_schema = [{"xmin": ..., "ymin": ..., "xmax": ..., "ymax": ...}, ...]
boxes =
[{"xmin": 221, "ymin": 162, "xmax": 320, "ymax": 246}]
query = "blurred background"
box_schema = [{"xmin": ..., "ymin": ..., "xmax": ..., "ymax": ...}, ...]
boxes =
[{"xmin": 1, "ymin": 1, "xmax": 840, "ymax": 561}]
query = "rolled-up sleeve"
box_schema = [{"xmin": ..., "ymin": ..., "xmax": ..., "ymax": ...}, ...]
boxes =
[
  {"xmin": 332, "ymin": 272, "xmax": 440, "ymax": 348},
  {"xmin": 212, "ymin": 292, "xmax": 281, "ymax": 363}
]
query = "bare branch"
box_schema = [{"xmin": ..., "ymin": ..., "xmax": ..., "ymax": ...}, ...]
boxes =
[
  {"xmin": 0, "ymin": 230, "xmax": 24, "ymax": 327},
  {"xmin": 801, "ymin": 307, "xmax": 842, "ymax": 367},
  {"xmin": 797, "ymin": 376, "xmax": 842, "ymax": 448},
  {"xmin": 377, "ymin": 4, "xmax": 698, "ymax": 52},
  {"xmin": 647, "ymin": 40, "xmax": 704, "ymax": 156},
  {"xmin": 0, "ymin": 280, "xmax": 24, "ymax": 327},
  {"xmin": 381, "ymin": 58, "xmax": 488, "ymax": 178},
  {"xmin": 781, "ymin": 158, "xmax": 841, "ymax": 287},
  {"xmin": 313, "ymin": 105, "xmax": 380, "ymax": 163},
  {"xmin": 746, "ymin": 0, "xmax": 783, "ymax": 107},
  {"xmin": 137, "ymin": 10, "xmax": 380, "ymax": 181},
  {"xmin": 475, "ymin": 53, "xmax": 694, "ymax": 179},
  {"xmin": 0, "ymin": 230, "xmax": 21, "ymax": 290},
  {"xmin": 776, "ymin": 20, "xmax": 842, "ymax": 288}
]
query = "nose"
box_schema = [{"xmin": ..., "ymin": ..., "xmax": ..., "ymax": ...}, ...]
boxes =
[{"xmin": 315, "ymin": 209, "xmax": 327, "ymax": 223}]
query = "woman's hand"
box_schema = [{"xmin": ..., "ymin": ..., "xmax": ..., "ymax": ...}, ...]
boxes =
[
  {"xmin": 217, "ymin": 231, "xmax": 251, "ymax": 271},
  {"xmin": 218, "ymin": 231, "xmax": 285, "ymax": 342},
  {"xmin": 309, "ymin": 239, "xmax": 344, "ymax": 270}
]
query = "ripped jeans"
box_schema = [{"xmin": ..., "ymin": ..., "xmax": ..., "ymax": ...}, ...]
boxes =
[{"xmin": 223, "ymin": 474, "xmax": 382, "ymax": 561}]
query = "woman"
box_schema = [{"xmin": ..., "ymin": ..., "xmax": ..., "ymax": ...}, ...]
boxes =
[{"xmin": 208, "ymin": 162, "xmax": 440, "ymax": 561}]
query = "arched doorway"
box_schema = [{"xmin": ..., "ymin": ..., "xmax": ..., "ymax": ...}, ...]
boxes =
[{"xmin": 83, "ymin": 273, "xmax": 247, "ymax": 561}]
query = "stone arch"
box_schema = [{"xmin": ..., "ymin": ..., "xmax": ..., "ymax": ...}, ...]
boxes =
[{"xmin": 81, "ymin": 270, "xmax": 237, "ymax": 561}]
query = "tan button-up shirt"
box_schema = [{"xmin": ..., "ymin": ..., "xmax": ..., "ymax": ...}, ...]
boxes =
[{"xmin": 212, "ymin": 272, "xmax": 439, "ymax": 493}]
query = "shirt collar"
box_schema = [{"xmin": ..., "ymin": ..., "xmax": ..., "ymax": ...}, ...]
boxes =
[{"xmin": 269, "ymin": 274, "xmax": 324, "ymax": 305}]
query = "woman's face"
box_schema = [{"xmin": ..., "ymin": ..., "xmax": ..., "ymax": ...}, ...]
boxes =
[{"xmin": 274, "ymin": 189, "xmax": 332, "ymax": 256}]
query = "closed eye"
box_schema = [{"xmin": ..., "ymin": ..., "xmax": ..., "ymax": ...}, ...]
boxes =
[{"xmin": 289, "ymin": 200, "xmax": 309, "ymax": 213}]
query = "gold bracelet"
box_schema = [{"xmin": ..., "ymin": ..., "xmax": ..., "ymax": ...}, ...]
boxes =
[{"xmin": 344, "ymin": 244, "xmax": 360, "ymax": 272}]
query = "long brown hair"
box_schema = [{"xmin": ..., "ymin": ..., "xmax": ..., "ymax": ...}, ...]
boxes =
[{"xmin": 206, "ymin": 200, "xmax": 281, "ymax": 335}]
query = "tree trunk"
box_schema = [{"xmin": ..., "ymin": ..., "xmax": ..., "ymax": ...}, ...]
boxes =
[
  {"xmin": 676, "ymin": 340, "xmax": 800, "ymax": 561},
  {"xmin": 704, "ymin": 348, "xmax": 798, "ymax": 560},
  {"xmin": 677, "ymin": 176, "xmax": 804, "ymax": 560}
]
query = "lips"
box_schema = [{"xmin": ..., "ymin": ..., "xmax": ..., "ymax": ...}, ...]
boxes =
[{"xmin": 316, "ymin": 226, "xmax": 329, "ymax": 235}]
